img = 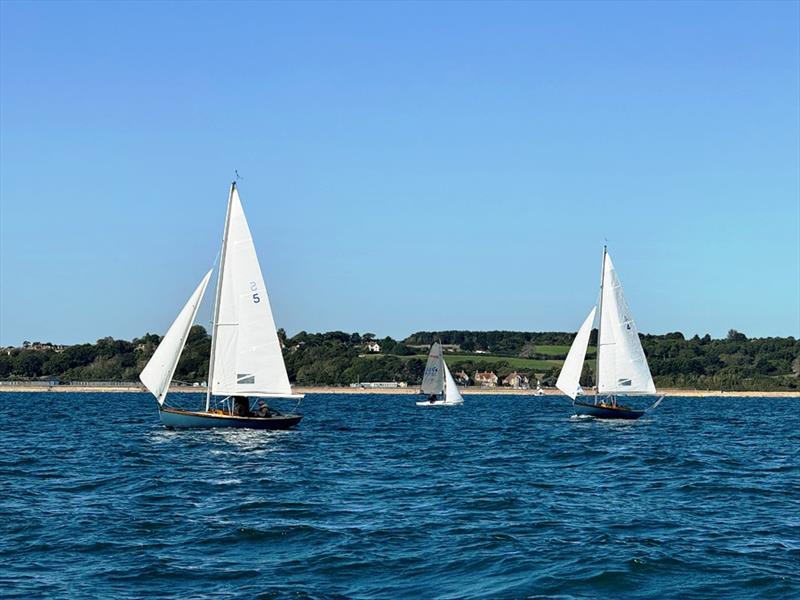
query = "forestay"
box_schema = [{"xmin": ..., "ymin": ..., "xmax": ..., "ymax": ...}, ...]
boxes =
[
  {"xmin": 140, "ymin": 270, "xmax": 213, "ymax": 405},
  {"xmin": 597, "ymin": 253, "xmax": 656, "ymax": 395},
  {"xmin": 556, "ymin": 307, "xmax": 596, "ymax": 400},
  {"xmin": 421, "ymin": 342, "xmax": 445, "ymax": 395},
  {"xmin": 210, "ymin": 186, "xmax": 294, "ymax": 398}
]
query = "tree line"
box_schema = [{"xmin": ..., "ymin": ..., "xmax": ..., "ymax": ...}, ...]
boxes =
[{"xmin": 1, "ymin": 327, "xmax": 798, "ymax": 391}]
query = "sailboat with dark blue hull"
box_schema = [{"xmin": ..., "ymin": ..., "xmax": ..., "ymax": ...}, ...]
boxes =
[
  {"xmin": 557, "ymin": 247, "xmax": 662, "ymax": 420},
  {"xmin": 139, "ymin": 182, "xmax": 303, "ymax": 429}
]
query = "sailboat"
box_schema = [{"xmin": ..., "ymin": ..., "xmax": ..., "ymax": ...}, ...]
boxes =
[
  {"xmin": 556, "ymin": 247, "xmax": 662, "ymax": 420},
  {"xmin": 139, "ymin": 182, "xmax": 303, "ymax": 429},
  {"xmin": 416, "ymin": 342, "xmax": 464, "ymax": 406}
]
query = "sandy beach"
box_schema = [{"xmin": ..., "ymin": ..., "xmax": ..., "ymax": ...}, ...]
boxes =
[{"xmin": 0, "ymin": 384, "xmax": 797, "ymax": 398}]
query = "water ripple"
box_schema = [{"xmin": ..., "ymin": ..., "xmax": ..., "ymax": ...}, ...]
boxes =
[{"xmin": 0, "ymin": 393, "xmax": 798, "ymax": 599}]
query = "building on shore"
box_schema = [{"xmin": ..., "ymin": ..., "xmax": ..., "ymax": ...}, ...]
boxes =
[
  {"xmin": 407, "ymin": 343, "xmax": 461, "ymax": 352},
  {"xmin": 453, "ymin": 370, "xmax": 470, "ymax": 386},
  {"xmin": 502, "ymin": 371, "xmax": 530, "ymax": 389},
  {"xmin": 474, "ymin": 371, "xmax": 498, "ymax": 388},
  {"xmin": 349, "ymin": 381, "xmax": 407, "ymax": 389}
]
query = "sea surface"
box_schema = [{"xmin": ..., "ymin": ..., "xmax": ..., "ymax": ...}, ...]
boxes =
[{"xmin": 1, "ymin": 393, "xmax": 798, "ymax": 599}]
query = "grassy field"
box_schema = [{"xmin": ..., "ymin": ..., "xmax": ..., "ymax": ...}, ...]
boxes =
[
  {"xmin": 362, "ymin": 353, "xmax": 563, "ymax": 371},
  {"xmin": 530, "ymin": 345, "xmax": 596, "ymax": 357},
  {"xmin": 360, "ymin": 344, "xmax": 601, "ymax": 372},
  {"xmin": 445, "ymin": 354, "xmax": 562, "ymax": 370}
]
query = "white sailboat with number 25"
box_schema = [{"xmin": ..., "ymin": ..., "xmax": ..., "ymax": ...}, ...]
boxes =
[{"xmin": 139, "ymin": 181, "xmax": 303, "ymax": 429}]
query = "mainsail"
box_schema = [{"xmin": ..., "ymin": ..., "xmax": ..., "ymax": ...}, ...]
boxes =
[
  {"xmin": 443, "ymin": 361, "xmax": 464, "ymax": 403},
  {"xmin": 421, "ymin": 342, "xmax": 445, "ymax": 395},
  {"xmin": 556, "ymin": 307, "xmax": 597, "ymax": 400},
  {"xmin": 597, "ymin": 252, "xmax": 655, "ymax": 395},
  {"xmin": 140, "ymin": 270, "xmax": 213, "ymax": 405},
  {"xmin": 208, "ymin": 184, "xmax": 294, "ymax": 400}
]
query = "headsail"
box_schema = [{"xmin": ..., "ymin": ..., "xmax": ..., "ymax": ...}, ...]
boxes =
[
  {"xmin": 443, "ymin": 361, "xmax": 464, "ymax": 404},
  {"xmin": 597, "ymin": 252, "xmax": 656, "ymax": 395},
  {"xmin": 209, "ymin": 185, "xmax": 294, "ymax": 398},
  {"xmin": 140, "ymin": 270, "xmax": 213, "ymax": 405},
  {"xmin": 421, "ymin": 341, "xmax": 445, "ymax": 395},
  {"xmin": 556, "ymin": 307, "xmax": 597, "ymax": 399}
]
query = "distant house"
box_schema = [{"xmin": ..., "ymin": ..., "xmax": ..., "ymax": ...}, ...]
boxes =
[
  {"xmin": 350, "ymin": 381, "xmax": 407, "ymax": 389},
  {"xmin": 502, "ymin": 371, "xmax": 530, "ymax": 389},
  {"xmin": 474, "ymin": 371, "xmax": 498, "ymax": 387},
  {"xmin": 474, "ymin": 349, "xmax": 489, "ymax": 354},
  {"xmin": 453, "ymin": 370, "xmax": 470, "ymax": 386},
  {"xmin": 366, "ymin": 342, "xmax": 381, "ymax": 353},
  {"xmin": 407, "ymin": 343, "xmax": 461, "ymax": 352},
  {"xmin": 18, "ymin": 342, "xmax": 66, "ymax": 353}
]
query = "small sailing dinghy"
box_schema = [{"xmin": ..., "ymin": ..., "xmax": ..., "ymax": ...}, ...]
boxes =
[
  {"xmin": 140, "ymin": 182, "xmax": 303, "ymax": 430},
  {"xmin": 416, "ymin": 342, "xmax": 464, "ymax": 406},
  {"xmin": 556, "ymin": 247, "xmax": 662, "ymax": 420}
]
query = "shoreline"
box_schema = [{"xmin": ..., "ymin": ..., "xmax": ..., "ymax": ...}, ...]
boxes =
[{"xmin": 0, "ymin": 385, "xmax": 797, "ymax": 398}]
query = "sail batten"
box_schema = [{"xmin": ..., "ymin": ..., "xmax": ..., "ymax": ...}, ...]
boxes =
[
  {"xmin": 556, "ymin": 307, "xmax": 596, "ymax": 400},
  {"xmin": 140, "ymin": 270, "xmax": 213, "ymax": 405}
]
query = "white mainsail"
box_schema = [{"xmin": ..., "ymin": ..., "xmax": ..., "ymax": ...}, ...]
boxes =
[
  {"xmin": 597, "ymin": 252, "xmax": 656, "ymax": 395},
  {"xmin": 420, "ymin": 341, "xmax": 445, "ymax": 395},
  {"xmin": 443, "ymin": 361, "xmax": 464, "ymax": 404},
  {"xmin": 140, "ymin": 270, "xmax": 213, "ymax": 405},
  {"xmin": 556, "ymin": 306, "xmax": 597, "ymax": 400},
  {"xmin": 209, "ymin": 185, "xmax": 295, "ymax": 399}
]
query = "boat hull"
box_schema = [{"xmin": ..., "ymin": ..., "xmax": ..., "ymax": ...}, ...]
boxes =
[
  {"xmin": 573, "ymin": 400, "xmax": 644, "ymax": 420},
  {"xmin": 415, "ymin": 400, "xmax": 463, "ymax": 406},
  {"xmin": 159, "ymin": 407, "xmax": 302, "ymax": 429}
]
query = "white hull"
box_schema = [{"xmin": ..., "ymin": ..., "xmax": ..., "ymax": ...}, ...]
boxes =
[{"xmin": 415, "ymin": 400, "xmax": 463, "ymax": 406}]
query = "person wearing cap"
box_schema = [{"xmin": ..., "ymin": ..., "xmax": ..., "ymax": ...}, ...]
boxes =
[{"xmin": 255, "ymin": 399, "xmax": 271, "ymax": 417}]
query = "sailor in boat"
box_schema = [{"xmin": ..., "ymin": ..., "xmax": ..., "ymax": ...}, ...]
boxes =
[
  {"xmin": 428, "ymin": 394, "xmax": 438, "ymax": 404},
  {"xmin": 232, "ymin": 396, "xmax": 250, "ymax": 417},
  {"xmin": 255, "ymin": 399, "xmax": 271, "ymax": 417}
]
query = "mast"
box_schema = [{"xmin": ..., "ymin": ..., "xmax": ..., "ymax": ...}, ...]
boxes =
[
  {"xmin": 595, "ymin": 245, "xmax": 607, "ymax": 405},
  {"xmin": 205, "ymin": 181, "xmax": 236, "ymax": 412}
]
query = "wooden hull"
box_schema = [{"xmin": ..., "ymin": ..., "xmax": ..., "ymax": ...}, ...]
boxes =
[
  {"xmin": 159, "ymin": 406, "xmax": 302, "ymax": 430},
  {"xmin": 573, "ymin": 400, "xmax": 644, "ymax": 420}
]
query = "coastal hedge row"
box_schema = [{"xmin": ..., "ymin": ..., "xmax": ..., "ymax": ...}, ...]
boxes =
[{"xmin": 1, "ymin": 327, "xmax": 798, "ymax": 391}]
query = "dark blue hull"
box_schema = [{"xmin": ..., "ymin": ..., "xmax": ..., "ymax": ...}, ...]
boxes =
[
  {"xmin": 159, "ymin": 407, "xmax": 302, "ymax": 429},
  {"xmin": 573, "ymin": 400, "xmax": 644, "ymax": 420}
]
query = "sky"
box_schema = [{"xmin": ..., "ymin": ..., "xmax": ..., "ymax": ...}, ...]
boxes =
[{"xmin": 1, "ymin": 1, "xmax": 798, "ymax": 346}]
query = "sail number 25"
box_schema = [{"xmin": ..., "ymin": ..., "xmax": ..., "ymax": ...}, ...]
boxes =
[{"xmin": 249, "ymin": 281, "xmax": 261, "ymax": 304}]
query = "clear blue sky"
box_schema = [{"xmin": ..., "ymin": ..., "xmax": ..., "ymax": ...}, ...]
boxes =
[{"xmin": 1, "ymin": 1, "xmax": 798, "ymax": 346}]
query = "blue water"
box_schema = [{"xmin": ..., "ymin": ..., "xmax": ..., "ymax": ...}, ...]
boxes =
[{"xmin": 1, "ymin": 393, "xmax": 798, "ymax": 599}]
